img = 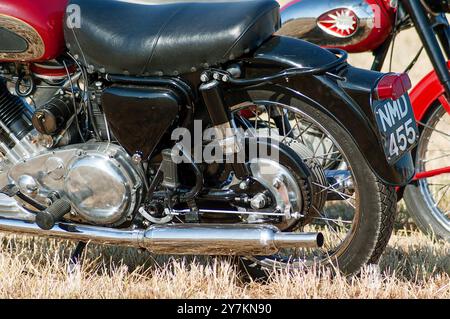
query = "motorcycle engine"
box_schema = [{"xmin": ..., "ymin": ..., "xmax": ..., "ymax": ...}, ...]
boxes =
[
  {"xmin": 0, "ymin": 67, "xmax": 143, "ymax": 227},
  {"xmin": 7, "ymin": 142, "xmax": 144, "ymax": 226}
]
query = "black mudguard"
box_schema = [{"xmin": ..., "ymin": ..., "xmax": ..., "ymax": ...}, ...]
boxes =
[{"xmin": 231, "ymin": 36, "xmax": 415, "ymax": 186}]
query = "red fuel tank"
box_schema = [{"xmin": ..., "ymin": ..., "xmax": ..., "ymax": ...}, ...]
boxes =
[
  {"xmin": 278, "ymin": 0, "xmax": 396, "ymax": 53},
  {"xmin": 0, "ymin": 0, "xmax": 67, "ymax": 62}
]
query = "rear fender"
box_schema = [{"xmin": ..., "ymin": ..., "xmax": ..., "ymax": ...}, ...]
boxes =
[
  {"xmin": 231, "ymin": 36, "xmax": 414, "ymax": 186},
  {"xmin": 410, "ymin": 61, "xmax": 450, "ymax": 121}
]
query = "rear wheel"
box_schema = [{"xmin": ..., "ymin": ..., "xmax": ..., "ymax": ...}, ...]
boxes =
[
  {"xmin": 230, "ymin": 90, "xmax": 396, "ymax": 277},
  {"xmin": 404, "ymin": 103, "xmax": 450, "ymax": 241}
]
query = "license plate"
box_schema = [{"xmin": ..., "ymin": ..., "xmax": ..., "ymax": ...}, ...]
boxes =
[{"xmin": 373, "ymin": 94, "xmax": 419, "ymax": 164}]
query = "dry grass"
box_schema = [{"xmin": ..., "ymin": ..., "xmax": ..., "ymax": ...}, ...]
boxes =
[{"xmin": 0, "ymin": 225, "xmax": 448, "ymax": 299}]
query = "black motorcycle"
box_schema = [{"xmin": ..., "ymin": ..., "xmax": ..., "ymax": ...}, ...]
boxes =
[{"xmin": 0, "ymin": 0, "xmax": 417, "ymax": 276}]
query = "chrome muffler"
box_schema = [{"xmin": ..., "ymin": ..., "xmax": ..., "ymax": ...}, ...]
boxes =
[{"xmin": 0, "ymin": 217, "xmax": 324, "ymax": 255}]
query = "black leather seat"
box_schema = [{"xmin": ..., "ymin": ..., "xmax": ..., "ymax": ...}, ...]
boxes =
[{"xmin": 64, "ymin": 0, "xmax": 280, "ymax": 76}]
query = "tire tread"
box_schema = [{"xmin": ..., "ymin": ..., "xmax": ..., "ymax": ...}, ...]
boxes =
[{"xmin": 368, "ymin": 182, "xmax": 397, "ymax": 264}]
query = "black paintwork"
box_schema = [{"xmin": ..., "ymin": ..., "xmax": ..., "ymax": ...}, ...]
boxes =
[
  {"xmin": 0, "ymin": 28, "xmax": 28, "ymax": 53},
  {"xmin": 101, "ymin": 85, "xmax": 182, "ymax": 160},
  {"xmin": 64, "ymin": 0, "xmax": 280, "ymax": 76},
  {"xmin": 422, "ymin": 0, "xmax": 449, "ymax": 14},
  {"xmin": 227, "ymin": 36, "xmax": 414, "ymax": 186},
  {"xmin": 106, "ymin": 74, "xmax": 195, "ymax": 106},
  {"xmin": 90, "ymin": 32, "xmax": 416, "ymax": 186},
  {"xmin": 433, "ymin": 14, "xmax": 450, "ymax": 60},
  {"xmin": 200, "ymin": 80, "xmax": 229, "ymax": 126}
]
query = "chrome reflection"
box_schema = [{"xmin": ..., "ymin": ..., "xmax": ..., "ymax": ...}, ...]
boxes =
[
  {"xmin": 277, "ymin": 0, "xmax": 377, "ymax": 49},
  {"xmin": 0, "ymin": 217, "xmax": 323, "ymax": 256}
]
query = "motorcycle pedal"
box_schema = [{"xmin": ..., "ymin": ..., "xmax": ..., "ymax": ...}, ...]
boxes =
[{"xmin": 35, "ymin": 198, "xmax": 72, "ymax": 230}]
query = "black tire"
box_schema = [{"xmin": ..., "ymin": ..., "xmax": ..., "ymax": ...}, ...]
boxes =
[
  {"xmin": 403, "ymin": 104, "xmax": 449, "ymax": 241},
  {"xmin": 404, "ymin": 186, "xmax": 449, "ymax": 241},
  {"xmin": 367, "ymin": 182, "xmax": 397, "ymax": 264},
  {"xmin": 234, "ymin": 89, "xmax": 397, "ymax": 277}
]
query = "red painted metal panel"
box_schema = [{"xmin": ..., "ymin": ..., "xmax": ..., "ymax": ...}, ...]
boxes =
[
  {"xmin": 409, "ymin": 61, "xmax": 450, "ymax": 121},
  {"xmin": 0, "ymin": 0, "xmax": 68, "ymax": 61},
  {"xmin": 333, "ymin": 0, "xmax": 395, "ymax": 53}
]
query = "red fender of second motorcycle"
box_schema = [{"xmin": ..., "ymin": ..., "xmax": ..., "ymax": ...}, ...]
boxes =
[
  {"xmin": 410, "ymin": 61, "xmax": 450, "ymax": 121},
  {"xmin": 403, "ymin": 61, "xmax": 450, "ymax": 186}
]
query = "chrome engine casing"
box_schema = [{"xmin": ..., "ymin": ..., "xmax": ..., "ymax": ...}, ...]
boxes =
[{"xmin": 7, "ymin": 142, "xmax": 144, "ymax": 226}]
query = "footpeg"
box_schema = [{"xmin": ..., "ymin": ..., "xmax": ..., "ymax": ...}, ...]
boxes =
[
  {"xmin": 161, "ymin": 149, "xmax": 179, "ymax": 189},
  {"xmin": 36, "ymin": 198, "xmax": 72, "ymax": 230}
]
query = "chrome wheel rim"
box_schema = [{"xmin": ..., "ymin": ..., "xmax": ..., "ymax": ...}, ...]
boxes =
[{"xmin": 417, "ymin": 105, "xmax": 450, "ymax": 233}]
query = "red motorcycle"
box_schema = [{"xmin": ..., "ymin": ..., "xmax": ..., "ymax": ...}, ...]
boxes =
[{"xmin": 278, "ymin": 0, "xmax": 450, "ymax": 240}]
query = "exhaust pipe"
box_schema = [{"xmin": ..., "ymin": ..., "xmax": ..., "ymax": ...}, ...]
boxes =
[{"xmin": 0, "ymin": 217, "xmax": 323, "ymax": 255}]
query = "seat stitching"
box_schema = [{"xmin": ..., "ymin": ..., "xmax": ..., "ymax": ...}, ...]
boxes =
[
  {"xmin": 142, "ymin": 5, "xmax": 184, "ymax": 75},
  {"xmin": 223, "ymin": 4, "xmax": 279, "ymax": 59}
]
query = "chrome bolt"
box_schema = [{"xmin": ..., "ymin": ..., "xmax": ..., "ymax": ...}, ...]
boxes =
[
  {"xmin": 200, "ymin": 73, "xmax": 209, "ymax": 82},
  {"xmin": 389, "ymin": 0, "xmax": 398, "ymax": 8},
  {"xmin": 272, "ymin": 176, "xmax": 284, "ymax": 189},
  {"xmin": 107, "ymin": 149, "xmax": 117, "ymax": 159},
  {"xmin": 131, "ymin": 152, "xmax": 143, "ymax": 165},
  {"xmin": 250, "ymin": 193, "xmax": 267, "ymax": 210},
  {"xmin": 291, "ymin": 212, "xmax": 303, "ymax": 219},
  {"xmin": 239, "ymin": 180, "xmax": 249, "ymax": 190}
]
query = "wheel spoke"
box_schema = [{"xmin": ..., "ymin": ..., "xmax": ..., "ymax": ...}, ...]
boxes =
[
  {"xmin": 314, "ymin": 176, "xmax": 352, "ymax": 194},
  {"xmin": 311, "ymin": 207, "xmax": 345, "ymax": 243},
  {"xmin": 281, "ymin": 118, "xmax": 302, "ymax": 143},
  {"xmin": 294, "ymin": 123, "xmax": 313, "ymax": 140},
  {"xmin": 313, "ymin": 134, "xmax": 326, "ymax": 157},
  {"xmin": 313, "ymin": 180, "xmax": 356, "ymax": 209},
  {"xmin": 418, "ymin": 120, "xmax": 450, "ymax": 141},
  {"xmin": 304, "ymin": 151, "xmax": 341, "ymax": 161},
  {"xmin": 310, "ymin": 216, "xmax": 353, "ymax": 224},
  {"xmin": 421, "ymin": 153, "xmax": 450, "ymax": 163},
  {"xmin": 433, "ymin": 184, "xmax": 450, "ymax": 208}
]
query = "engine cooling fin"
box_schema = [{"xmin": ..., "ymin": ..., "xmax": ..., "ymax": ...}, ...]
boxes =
[{"xmin": 0, "ymin": 80, "xmax": 33, "ymax": 141}]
